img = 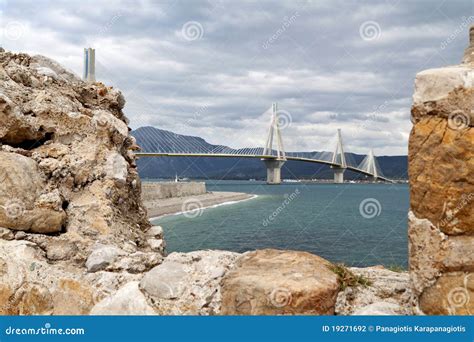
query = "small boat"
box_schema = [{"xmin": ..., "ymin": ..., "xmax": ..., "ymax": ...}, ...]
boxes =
[{"xmin": 174, "ymin": 174, "xmax": 188, "ymax": 182}]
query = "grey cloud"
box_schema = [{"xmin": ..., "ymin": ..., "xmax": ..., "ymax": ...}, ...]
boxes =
[{"xmin": 1, "ymin": 0, "xmax": 473, "ymax": 155}]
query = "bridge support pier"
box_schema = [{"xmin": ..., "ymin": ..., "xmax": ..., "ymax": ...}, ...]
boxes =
[
  {"xmin": 332, "ymin": 166, "xmax": 346, "ymax": 184},
  {"xmin": 263, "ymin": 159, "xmax": 285, "ymax": 185}
]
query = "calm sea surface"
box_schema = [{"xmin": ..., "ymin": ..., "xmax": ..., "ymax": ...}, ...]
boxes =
[{"xmin": 152, "ymin": 181, "xmax": 409, "ymax": 268}]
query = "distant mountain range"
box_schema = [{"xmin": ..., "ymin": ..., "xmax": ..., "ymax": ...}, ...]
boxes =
[{"xmin": 132, "ymin": 126, "xmax": 408, "ymax": 180}]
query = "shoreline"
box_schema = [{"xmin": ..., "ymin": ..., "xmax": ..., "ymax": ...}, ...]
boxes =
[{"xmin": 145, "ymin": 191, "xmax": 257, "ymax": 220}]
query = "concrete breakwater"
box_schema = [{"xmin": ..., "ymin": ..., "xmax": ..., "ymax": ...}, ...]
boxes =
[
  {"xmin": 141, "ymin": 181, "xmax": 206, "ymax": 201},
  {"xmin": 141, "ymin": 181, "xmax": 254, "ymax": 218}
]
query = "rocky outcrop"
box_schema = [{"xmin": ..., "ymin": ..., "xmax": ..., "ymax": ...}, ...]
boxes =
[
  {"xmin": 335, "ymin": 266, "xmax": 411, "ymax": 315},
  {"xmin": 0, "ymin": 50, "xmax": 165, "ymax": 314},
  {"xmin": 220, "ymin": 249, "xmax": 340, "ymax": 315},
  {"xmin": 140, "ymin": 250, "xmax": 240, "ymax": 315},
  {"xmin": 409, "ymin": 27, "xmax": 474, "ymax": 315}
]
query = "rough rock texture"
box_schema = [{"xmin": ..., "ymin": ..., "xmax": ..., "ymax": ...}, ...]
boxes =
[
  {"xmin": 0, "ymin": 50, "xmax": 164, "ymax": 315},
  {"xmin": 140, "ymin": 250, "xmax": 240, "ymax": 315},
  {"xmin": 409, "ymin": 27, "xmax": 474, "ymax": 315},
  {"xmin": 220, "ymin": 249, "xmax": 339, "ymax": 315},
  {"xmin": 335, "ymin": 267, "xmax": 411, "ymax": 315},
  {"xmin": 90, "ymin": 281, "xmax": 156, "ymax": 315}
]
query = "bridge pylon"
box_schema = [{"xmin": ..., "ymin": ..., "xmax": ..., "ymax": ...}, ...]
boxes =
[
  {"xmin": 366, "ymin": 149, "xmax": 379, "ymax": 180},
  {"xmin": 262, "ymin": 103, "xmax": 286, "ymax": 184},
  {"xmin": 330, "ymin": 128, "xmax": 347, "ymax": 183}
]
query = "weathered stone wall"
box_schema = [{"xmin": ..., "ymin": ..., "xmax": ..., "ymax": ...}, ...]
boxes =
[
  {"xmin": 141, "ymin": 181, "xmax": 206, "ymax": 201},
  {"xmin": 408, "ymin": 27, "xmax": 474, "ymax": 315}
]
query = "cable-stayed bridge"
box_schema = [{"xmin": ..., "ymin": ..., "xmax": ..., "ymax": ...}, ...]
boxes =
[{"xmin": 135, "ymin": 103, "xmax": 392, "ymax": 184}]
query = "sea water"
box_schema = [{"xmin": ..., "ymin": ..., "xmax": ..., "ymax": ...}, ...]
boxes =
[{"xmin": 152, "ymin": 181, "xmax": 409, "ymax": 268}]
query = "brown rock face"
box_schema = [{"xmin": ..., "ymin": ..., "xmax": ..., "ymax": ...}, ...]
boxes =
[
  {"xmin": 220, "ymin": 249, "xmax": 339, "ymax": 315},
  {"xmin": 409, "ymin": 27, "xmax": 474, "ymax": 315},
  {"xmin": 419, "ymin": 272, "xmax": 473, "ymax": 315}
]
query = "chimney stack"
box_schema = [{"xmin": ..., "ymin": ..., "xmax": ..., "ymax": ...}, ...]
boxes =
[
  {"xmin": 83, "ymin": 48, "xmax": 96, "ymax": 82},
  {"xmin": 462, "ymin": 25, "xmax": 474, "ymax": 64}
]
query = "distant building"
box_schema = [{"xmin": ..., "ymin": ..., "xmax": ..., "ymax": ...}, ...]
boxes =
[{"xmin": 83, "ymin": 48, "xmax": 96, "ymax": 82}]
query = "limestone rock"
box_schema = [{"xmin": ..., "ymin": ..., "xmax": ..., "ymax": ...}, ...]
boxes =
[
  {"xmin": 0, "ymin": 48, "xmax": 151, "ymax": 251},
  {"xmin": 148, "ymin": 238, "xmax": 165, "ymax": 253},
  {"xmin": 0, "ymin": 151, "xmax": 66, "ymax": 233},
  {"xmin": 352, "ymin": 301, "xmax": 405, "ymax": 315},
  {"xmin": 0, "ymin": 239, "xmax": 95, "ymax": 315},
  {"xmin": 86, "ymin": 244, "xmax": 125, "ymax": 273},
  {"xmin": 141, "ymin": 261, "xmax": 187, "ymax": 300},
  {"xmin": 140, "ymin": 250, "xmax": 240, "ymax": 315},
  {"xmin": 336, "ymin": 266, "xmax": 411, "ymax": 315},
  {"xmin": 0, "ymin": 227, "xmax": 14, "ymax": 240},
  {"xmin": 46, "ymin": 240, "xmax": 79, "ymax": 261},
  {"xmin": 409, "ymin": 27, "xmax": 474, "ymax": 315},
  {"xmin": 52, "ymin": 279, "xmax": 94, "ymax": 315},
  {"xmin": 146, "ymin": 225, "xmax": 164, "ymax": 239},
  {"xmin": 90, "ymin": 281, "xmax": 156, "ymax": 315},
  {"xmin": 0, "ymin": 49, "xmax": 158, "ymax": 315},
  {"xmin": 221, "ymin": 249, "xmax": 340, "ymax": 315},
  {"xmin": 408, "ymin": 211, "xmax": 447, "ymax": 295}
]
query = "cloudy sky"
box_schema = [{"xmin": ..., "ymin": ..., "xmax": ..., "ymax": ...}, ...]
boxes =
[{"xmin": 1, "ymin": 0, "xmax": 473, "ymax": 155}]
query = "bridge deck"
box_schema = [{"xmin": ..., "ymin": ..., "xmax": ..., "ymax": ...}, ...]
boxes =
[{"xmin": 135, "ymin": 152, "xmax": 393, "ymax": 183}]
